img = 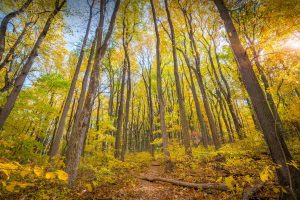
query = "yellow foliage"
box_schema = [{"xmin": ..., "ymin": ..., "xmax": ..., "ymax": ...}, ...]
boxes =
[
  {"xmin": 259, "ymin": 166, "xmax": 274, "ymax": 182},
  {"xmin": 224, "ymin": 176, "xmax": 235, "ymax": 191},
  {"xmin": 33, "ymin": 166, "xmax": 43, "ymax": 177},
  {"xmin": 56, "ymin": 170, "xmax": 68, "ymax": 181},
  {"xmin": 85, "ymin": 183, "xmax": 93, "ymax": 192},
  {"xmin": 45, "ymin": 172, "xmax": 56, "ymax": 180}
]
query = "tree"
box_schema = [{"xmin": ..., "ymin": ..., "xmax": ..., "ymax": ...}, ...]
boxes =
[
  {"xmin": 164, "ymin": 0, "xmax": 192, "ymax": 156},
  {"xmin": 179, "ymin": 4, "xmax": 221, "ymax": 149},
  {"xmin": 149, "ymin": 0, "xmax": 172, "ymax": 170},
  {"xmin": 49, "ymin": 0, "xmax": 95, "ymax": 158},
  {"xmin": 0, "ymin": 0, "xmax": 66, "ymax": 129},
  {"xmin": 65, "ymin": 0, "xmax": 121, "ymax": 186},
  {"xmin": 214, "ymin": 0, "xmax": 300, "ymax": 199},
  {"xmin": 0, "ymin": 0, "xmax": 33, "ymax": 61}
]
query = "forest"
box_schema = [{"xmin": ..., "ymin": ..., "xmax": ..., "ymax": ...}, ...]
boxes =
[{"xmin": 0, "ymin": 0, "xmax": 300, "ymax": 199}]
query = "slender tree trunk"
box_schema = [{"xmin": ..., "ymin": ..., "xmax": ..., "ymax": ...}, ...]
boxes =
[
  {"xmin": 0, "ymin": 0, "xmax": 33, "ymax": 61},
  {"xmin": 147, "ymin": 72, "xmax": 154, "ymax": 156},
  {"xmin": 65, "ymin": 0, "xmax": 120, "ymax": 186},
  {"xmin": 66, "ymin": 93, "xmax": 77, "ymax": 140},
  {"xmin": 164, "ymin": 0, "xmax": 192, "ymax": 156},
  {"xmin": 121, "ymin": 50, "xmax": 131, "ymax": 161},
  {"xmin": 207, "ymin": 48, "xmax": 243, "ymax": 139},
  {"xmin": 115, "ymin": 60, "xmax": 126, "ymax": 159},
  {"xmin": 0, "ymin": 0, "xmax": 66, "ymax": 129},
  {"xmin": 129, "ymin": 90, "xmax": 135, "ymax": 152},
  {"xmin": 0, "ymin": 21, "xmax": 33, "ymax": 71},
  {"xmin": 49, "ymin": 1, "xmax": 94, "ymax": 157},
  {"xmin": 183, "ymin": 11, "xmax": 221, "ymax": 149},
  {"xmin": 179, "ymin": 50, "xmax": 208, "ymax": 148},
  {"xmin": 252, "ymin": 47, "xmax": 283, "ymax": 129},
  {"xmin": 246, "ymin": 98, "xmax": 261, "ymax": 130},
  {"xmin": 70, "ymin": 36, "xmax": 96, "ymax": 142},
  {"xmin": 142, "ymin": 67, "xmax": 155, "ymax": 156},
  {"xmin": 150, "ymin": 0, "xmax": 172, "ymax": 170},
  {"xmin": 214, "ymin": 0, "xmax": 300, "ymax": 199},
  {"xmin": 216, "ymin": 90, "xmax": 233, "ymax": 143}
]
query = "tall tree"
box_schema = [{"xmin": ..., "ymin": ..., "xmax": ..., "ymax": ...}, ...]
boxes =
[
  {"xmin": 149, "ymin": 0, "xmax": 172, "ymax": 169},
  {"xmin": 0, "ymin": 0, "xmax": 66, "ymax": 129},
  {"xmin": 49, "ymin": 0, "xmax": 95, "ymax": 157},
  {"xmin": 214, "ymin": 0, "xmax": 300, "ymax": 199},
  {"xmin": 65, "ymin": 0, "xmax": 120, "ymax": 186},
  {"xmin": 179, "ymin": 5, "xmax": 221, "ymax": 149},
  {"xmin": 178, "ymin": 47, "xmax": 209, "ymax": 148},
  {"xmin": 164, "ymin": 0, "xmax": 192, "ymax": 156}
]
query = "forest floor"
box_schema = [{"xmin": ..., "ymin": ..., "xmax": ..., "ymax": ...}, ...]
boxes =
[
  {"xmin": 3, "ymin": 136, "xmax": 296, "ymax": 199},
  {"xmin": 81, "ymin": 143, "xmax": 284, "ymax": 200},
  {"xmin": 98, "ymin": 160, "xmax": 215, "ymax": 200},
  {"xmin": 84, "ymin": 158, "xmax": 276, "ymax": 200}
]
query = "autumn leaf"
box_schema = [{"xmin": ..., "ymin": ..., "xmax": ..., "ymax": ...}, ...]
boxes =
[
  {"xmin": 85, "ymin": 183, "xmax": 93, "ymax": 192},
  {"xmin": 6, "ymin": 182, "xmax": 16, "ymax": 192},
  {"xmin": 56, "ymin": 170, "xmax": 68, "ymax": 181},
  {"xmin": 33, "ymin": 166, "xmax": 43, "ymax": 177},
  {"xmin": 45, "ymin": 172, "xmax": 56, "ymax": 180},
  {"xmin": 224, "ymin": 176, "xmax": 235, "ymax": 190}
]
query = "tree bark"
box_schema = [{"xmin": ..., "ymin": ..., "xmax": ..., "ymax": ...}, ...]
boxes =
[
  {"xmin": 179, "ymin": 49, "xmax": 208, "ymax": 148},
  {"xmin": 65, "ymin": 0, "xmax": 120, "ymax": 186},
  {"xmin": 120, "ymin": 11, "xmax": 133, "ymax": 161},
  {"xmin": 214, "ymin": 0, "xmax": 300, "ymax": 199},
  {"xmin": 182, "ymin": 10, "xmax": 221, "ymax": 149},
  {"xmin": 150, "ymin": 0, "xmax": 172, "ymax": 170},
  {"xmin": 49, "ymin": 0, "xmax": 95, "ymax": 157},
  {"xmin": 164, "ymin": 0, "xmax": 192, "ymax": 156},
  {"xmin": 115, "ymin": 60, "xmax": 126, "ymax": 159},
  {"xmin": 70, "ymin": 36, "xmax": 96, "ymax": 143},
  {"xmin": 0, "ymin": 0, "xmax": 33, "ymax": 61}
]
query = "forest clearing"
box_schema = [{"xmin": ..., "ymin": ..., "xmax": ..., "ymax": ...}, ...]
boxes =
[{"xmin": 0, "ymin": 0, "xmax": 300, "ymax": 199}]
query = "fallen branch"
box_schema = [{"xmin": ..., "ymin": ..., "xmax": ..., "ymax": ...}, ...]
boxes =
[
  {"xmin": 242, "ymin": 181, "xmax": 265, "ymax": 200},
  {"xmin": 135, "ymin": 175, "xmax": 229, "ymax": 191}
]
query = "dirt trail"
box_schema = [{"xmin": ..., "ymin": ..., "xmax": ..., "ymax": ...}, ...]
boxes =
[
  {"xmin": 114, "ymin": 161, "xmax": 205, "ymax": 200},
  {"xmin": 134, "ymin": 161, "xmax": 167, "ymax": 199}
]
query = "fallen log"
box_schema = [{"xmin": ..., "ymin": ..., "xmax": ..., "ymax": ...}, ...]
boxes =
[{"xmin": 135, "ymin": 175, "xmax": 229, "ymax": 191}]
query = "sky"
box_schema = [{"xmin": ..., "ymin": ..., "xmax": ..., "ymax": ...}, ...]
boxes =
[{"xmin": 65, "ymin": 0, "xmax": 98, "ymax": 50}]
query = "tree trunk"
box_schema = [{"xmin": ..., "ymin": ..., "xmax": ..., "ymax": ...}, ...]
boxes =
[
  {"xmin": 0, "ymin": 21, "xmax": 33, "ymax": 71},
  {"xmin": 164, "ymin": 0, "xmax": 192, "ymax": 156},
  {"xmin": 150, "ymin": 0, "xmax": 172, "ymax": 170},
  {"xmin": 49, "ymin": 0, "xmax": 94, "ymax": 157},
  {"xmin": 207, "ymin": 47, "xmax": 243, "ymax": 139},
  {"xmin": 0, "ymin": 0, "xmax": 33, "ymax": 61},
  {"xmin": 179, "ymin": 50, "xmax": 208, "ymax": 148},
  {"xmin": 121, "ymin": 49, "xmax": 131, "ymax": 161},
  {"xmin": 214, "ymin": 0, "xmax": 300, "ymax": 199},
  {"xmin": 70, "ymin": 36, "xmax": 96, "ymax": 142},
  {"xmin": 183, "ymin": 11, "xmax": 221, "ymax": 149},
  {"xmin": 65, "ymin": 0, "xmax": 120, "ymax": 186},
  {"xmin": 0, "ymin": 0, "xmax": 66, "ymax": 129}
]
